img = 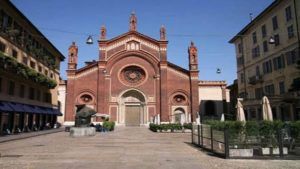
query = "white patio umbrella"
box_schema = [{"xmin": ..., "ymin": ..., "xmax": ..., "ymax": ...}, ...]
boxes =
[
  {"xmin": 236, "ymin": 100, "xmax": 246, "ymax": 122},
  {"xmin": 220, "ymin": 113, "xmax": 225, "ymax": 122},
  {"xmin": 262, "ymin": 96, "xmax": 273, "ymax": 121}
]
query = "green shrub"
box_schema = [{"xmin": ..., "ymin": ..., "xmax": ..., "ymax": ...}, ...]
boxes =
[
  {"xmin": 290, "ymin": 121, "xmax": 300, "ymax": 139},
  {"xmin": 183, "ymin": 123, "xmax": 192, "ymax": 130},
  {"xmin": 0, "ymin": 52, "xmax": 57, "ymax": 89},
  {"xmin": 149, "ymin": 123, "xmax": 158, "ymax": 132},
  {"xmin": 103, "ymin": 121, "xmax": 115, "ymax": 131},
  {"xmin": 245, "ymin": 121, "xmax": 259, "ymax": 136}
]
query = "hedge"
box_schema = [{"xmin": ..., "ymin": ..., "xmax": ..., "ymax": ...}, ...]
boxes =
[
  {"xmin": 203, "ymin": 120, "xmax": 300, "ymax": 147},
  {"xmin": 149, "ymin": 123, "xmax": 192, "ymax": 132},
  {"xmin": 0, "ymin": 52, "xmax": 57, "ymax": 89}
]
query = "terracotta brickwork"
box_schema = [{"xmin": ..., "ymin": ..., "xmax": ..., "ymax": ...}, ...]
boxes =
[{"xmin": 65, "ymin": 14, "xmax": 200, "ymax": 125}]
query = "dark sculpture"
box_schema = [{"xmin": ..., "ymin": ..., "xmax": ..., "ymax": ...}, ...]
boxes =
[{"xmin": 75, "ymin": 104, "xmax": 97, "ymax": 127}]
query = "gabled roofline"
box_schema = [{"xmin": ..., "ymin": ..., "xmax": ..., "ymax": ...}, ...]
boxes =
[
  {"xmin": 6, "ymin": 1, "xmax": 65, "ymax": 61},
  {"xmin": 229, "ymin": 0, "xmax": 281, "ymax": 43},
  {"xmin": 167, "ymin": 61, "xmax": 189, "ymax": 75},
  {"xmin": 76, "ymin": 62, "xmax": 98, "ymax": 73},
  {"xmin": 98, "ymin": 31, "xmax": 168, "ymax": 45}
]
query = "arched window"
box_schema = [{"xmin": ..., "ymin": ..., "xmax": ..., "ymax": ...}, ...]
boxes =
[{"xmin": 204, "ymin": 101, "xmax": 216, "ymax": 116}]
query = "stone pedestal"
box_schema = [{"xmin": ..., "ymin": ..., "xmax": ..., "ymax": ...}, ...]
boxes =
[{"xmin": 69, "ymin": 127, "xmax": 96, "ymax": 137}]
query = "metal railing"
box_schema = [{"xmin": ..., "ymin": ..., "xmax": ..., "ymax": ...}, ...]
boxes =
[{"xmin": 192, "ymin": 124, "xmax": 300, "ymax": 159}]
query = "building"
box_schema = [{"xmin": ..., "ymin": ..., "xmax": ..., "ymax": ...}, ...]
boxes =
[
  {"xmin": 57, "ymin": 79, "xmax": 66, "ymax": 124},
  {"xmin": 227, "ymin": 79, "xmax": 238, "ymax": 120},
  {"xmin": 198, "ymin": 80, "xmax": 230, "ymax": 121},
  {"xmin": 65, "ymin": 13, "xmax": 229, "ymax": 126},
  {"xmin": 0, "ymin": 0, "xmax": 65, "ymax": 134},
  {"xmin": 229, "ymin": 0, "xmax": 300, "ymax": 121}
]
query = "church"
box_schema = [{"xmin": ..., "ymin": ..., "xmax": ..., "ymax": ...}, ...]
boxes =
[{"xmin": 64, "ymin": 13, "xmax": 229, "ymax": 126}]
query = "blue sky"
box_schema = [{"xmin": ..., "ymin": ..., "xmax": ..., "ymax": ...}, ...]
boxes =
[{"xmin": 11, "ymin": 0, "xmax": 273, "ymax": 85}]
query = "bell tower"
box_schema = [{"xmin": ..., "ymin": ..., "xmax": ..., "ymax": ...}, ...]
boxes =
[
  {"xmin": 67, "ymin": 42, "xmax": 78, "ymax": 70},
  {"xmin": 188, "ymin": 41, "xmax": 199, "ymax": 122},
  {"xmin": 188, "ymin": 41, "xmax": 198, "ymax": 70}
]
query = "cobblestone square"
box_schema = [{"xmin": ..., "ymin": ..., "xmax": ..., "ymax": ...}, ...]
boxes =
[{"xmin": 0, "ymin": 127, "xmax": 299, "ymax": 169}]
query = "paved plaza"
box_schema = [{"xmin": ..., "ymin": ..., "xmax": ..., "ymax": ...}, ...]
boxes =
[{"xmin": 0, "ymin": 127, "xmax": 299, "ymax": 169}]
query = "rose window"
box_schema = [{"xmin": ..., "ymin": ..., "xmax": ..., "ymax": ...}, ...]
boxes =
[
  {"xmin": 80, "ymin": 94, "xmax": 93, "ymax": 103},
  {"xmin": 173, "ymin": 95, "xmax": 186, "ymax": 104},
  {"xmin": 120, "ymin": 66, "xmax": 146, "ymax": 86}
]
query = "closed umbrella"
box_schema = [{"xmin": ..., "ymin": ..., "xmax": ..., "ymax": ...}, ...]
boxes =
[
  {"xmin": 236, "ymin": 100, "xmax": 246, "ymax": 122},
  {"xmin": 262, "ymin": 96, "xmax": 273, "ymax": 121},
  {"xmin": 220, "ymin": 113, "xmax": 225, "ymax": 122}
]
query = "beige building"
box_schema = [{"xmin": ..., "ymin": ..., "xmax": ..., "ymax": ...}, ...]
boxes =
[
  {"xmin": 57, "ymin": 80, "xmax": 66, "ymax": 124},
  {"xmin": 0, "ymin": 1, "xmax": 64, "ymax": 134},
  {"xmin": 230, "ymin": 0, "xmax": 300, "ymax": 121},
  {"xmin": 198, "ymin": 81, "xmax": 230, "ymax": 121}
]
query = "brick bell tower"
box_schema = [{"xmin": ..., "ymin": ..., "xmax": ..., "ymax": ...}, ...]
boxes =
[
  {"xmin": 188, "ymin": 41, "xmax": 199, "ymax": 122},
  {"xmin": 65, "ymin": 42, "xmax": 78, "ymax": 122},
  {"xmin": 67, "ymin": 42, "xmax": 78, "ymax": 70}
]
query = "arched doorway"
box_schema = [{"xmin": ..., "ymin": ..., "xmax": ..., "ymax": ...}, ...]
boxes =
[
  {"xmin": 119, "ymin": 89, "xmax": 146, "ymax": 126},
  {"xmin": 173, "ymin": 108, "xmax": 186, "ymax": 124}
]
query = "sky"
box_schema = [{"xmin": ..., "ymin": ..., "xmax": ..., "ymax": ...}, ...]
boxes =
[{"xmin": 11, "ymin": 0, "xmax": 274, "ymax": 85}]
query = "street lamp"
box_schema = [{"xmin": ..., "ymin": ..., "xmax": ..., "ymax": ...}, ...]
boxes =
[
  {"xmin": 86, "ymin": 35, "xmax": 93, "ymax": 44},
  {"xmin": 216, "ymin": 68, "xmax": 221, "ymax": 74},
  {"xmin": 269, "ymin": 36, "xmax": 275, "ymax": 44}
]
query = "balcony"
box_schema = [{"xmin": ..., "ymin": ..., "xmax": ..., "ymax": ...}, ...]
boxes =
[{"xmin": 248, "ymin": 75, "xmax": 263, "ymax": 85}]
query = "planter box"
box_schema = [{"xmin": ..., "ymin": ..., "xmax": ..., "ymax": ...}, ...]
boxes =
[
  {"xmin": 260, "ymin": 147, "xmax": 288, "ymax": 155},
  {"xmin": 229, "ymin": 149, "xmax": 254, "ymax": 157}
]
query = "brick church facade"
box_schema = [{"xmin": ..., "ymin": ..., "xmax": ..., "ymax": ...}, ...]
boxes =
[{"xmin": 64, "ymin": 13, "xmax": 229, "ymax": 126}]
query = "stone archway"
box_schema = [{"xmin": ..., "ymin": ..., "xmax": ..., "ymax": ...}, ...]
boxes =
[{"xmin": 118, "ymin": 89, "xmax": 147, "ymax": 126}]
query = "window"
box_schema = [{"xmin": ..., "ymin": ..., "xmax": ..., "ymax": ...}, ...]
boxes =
[
  {"xmin": 22, "ymin": 56, "xmax": 28, "ymax": 65},
  {"xmin": 239, "ymin": 92, "xmax": 247, "ymax": 98},
  {"xmin": 252, "ymin": 46, "xmax": 260, "ymax": 58},
  {"xmin": 237, "ymin": 56, "xmax": 244, "ymax": 66},
  {"xmin": 273, "ymin": 55, "xmax": 285, "ymax": 70},
  {"xmin": 240, "ymin": 73, "xmax": 245, "ymax": 84},
  {"xmin": 12, "ymin": 49, "xmax": 18, "ymax": 58},
  {"xmin": 238, "ymin": 43, "xmax": 243, "ymax": 53},
  {"xmin": 274, "ymin": 34, "xmax": 280, "ymax": 46},
  {"xmin": 0, "ymin": 41, "xmax": 6, "ymax": 52},
  {"xmin": 50, "ymin": 73, "xmax": 54, "ymax": 78},
  {"xmin": 38, "ymin": 66, "xmax": 42, "ymax": 72},
  {"xmin": 272, "ymin": 16, "xmax": 278, "ymax": 30},
  {"xmin": 19, "ymin": 84, "xmax": 25, "ymax": 98},
  {"xmin": 287, "ymin": 25, "xmax": 294, "ymax": 39},
  {"xmin": 255, "ymin": 87, "xmax": 263, "ymax": 99},
  {"xmin": 30, "ymin": 61, "xmax": 36, "ymax": 69},
  {"xmin": 251, "ymin": 109, "xmax": 257, "ymax": 119},
  {"xmin": 43, "ymin": 92, "xmax": 52, "ymax": 103},
  {"xmin": 261, "ymin": 25, "xmax": 267, "ymax": 38},
  {"xmin": 263, "ymin": 60, "xmax": 272, "ymax": 74},
  {"xmin": 36, "ymin": 90, "xmax": 41, "ymax": 101},
  {"xmin": 252, "ymin": 32, "xmax": 257, "ymax": 44},
  {"xmin": 279, "ymin": 81, "xmax": 285, "ymax": 95},
  {"xmin": 256, "ymin": 66, "xmax": 260, "ymax": 76},
  {"xmin": 44, "ymin": 70, "xmax": 48, "ymax": 76},
  {"xmin": 263, "ymin": 41, "xmax": 268, "ymax": 52},
  {"xmin": 286, "ymin": 49, "xmax": 297, "ymax": 65},
  {"xmin": 8, "ymin": 81, "xmax": 15, "ymax": 96},
  {"xmin": 285, "ymin": 6, "xmax": 292, "ymax": 21},
  {"xmin": 265, "ymin": 84, "xmax": 275, "ymax": 96},
  {"xmin": 28, "ymin": 87, "xmax": 35, "ymax": 100}
]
